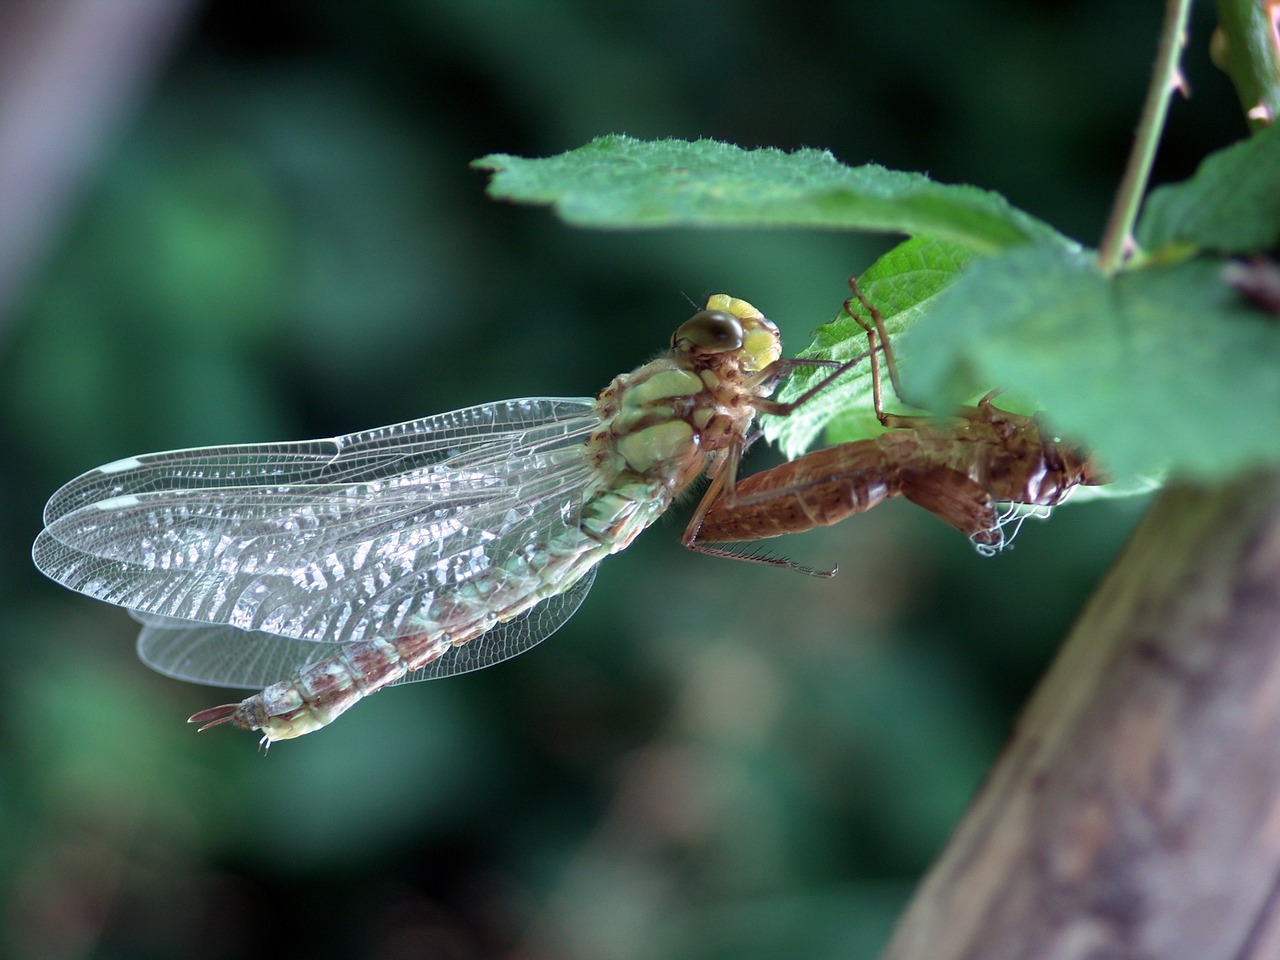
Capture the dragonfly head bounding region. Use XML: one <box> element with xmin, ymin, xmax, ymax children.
<box><xmin>672</xmin><ymin>295</ymin><xmax>782</xmax><ymax>374</ymax></box>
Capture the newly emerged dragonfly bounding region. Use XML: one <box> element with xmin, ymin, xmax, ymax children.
<box><xmin>695</xmin><ymin>280</ymin><xmax>1103</xmax><ymax>555</ymax></box>
<box><xmin>34</xmin><ymin>296</ymin><xmax>853</xmax><ymax>746</ymax></box>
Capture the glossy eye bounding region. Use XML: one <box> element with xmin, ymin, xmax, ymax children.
<box><xmin>671</xmin><ymin>310</ymin><xmax>744</xmax><ymax>353</ymax></box>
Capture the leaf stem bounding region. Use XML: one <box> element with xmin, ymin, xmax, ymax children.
<box><xmin>1097</xmin><ymin>0</ymin><xmax>1195</xmax><ymax>275</ymax></box>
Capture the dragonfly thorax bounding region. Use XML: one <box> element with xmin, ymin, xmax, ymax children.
<box><xmin>588</xmin><ymin>295</ymin><xmax>782</xmax><ymax>495</ymax></box>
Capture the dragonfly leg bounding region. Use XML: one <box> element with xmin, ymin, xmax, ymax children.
<box><xmin>682</xmin><ymin>536</ymin><xmax>838</xmax><ymax>578</ymax></box>
<box><xmin>840</xmin><ymin>278</ymin><xmax>946</xmax><ymax>434</ymax></box>
<box><xmin>751</xmin><ymin>354</ymin><xmax>863</xmax><ymax>417</ymax></box>
<box><xmin>681</xmin><ymin>442</ymin><xmax>837</xmax><ymax>578</ymax></box>
<box><xmin>751</xmin><ymin>276</ymin><xmax>911</xmax><ymax>420</ymax></box>
<box><xmin>842</xmin><ymin>276</ymin><xmax>906</xmax><ymax>424</ymax></box>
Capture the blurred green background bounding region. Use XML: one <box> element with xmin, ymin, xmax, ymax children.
<box><xmin>0</xmin><ymin>2</ymin><xmax>1244</xmax><ymax>958</ymax></box>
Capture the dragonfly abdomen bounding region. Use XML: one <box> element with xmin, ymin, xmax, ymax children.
<box><xmin>193</xmin><ymin>485</ymin><xmax>676</xmax><ymax>744</ymax></box>
<box><xmin>190</xmin><ymin>635</ymin><xmax>419</xmax><ymax>740</ymax></box>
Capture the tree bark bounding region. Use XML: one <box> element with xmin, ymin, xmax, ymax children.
<box><xmin>882</xmin><ymin>471</ymin><xmax>1280</xmax><ymax>960</ymax></box>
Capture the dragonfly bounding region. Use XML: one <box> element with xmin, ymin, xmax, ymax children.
<box><xmin>694</xmin><ymin>279</ymin><xmax>1104</xmax><ymax>556</ymax></box>
<box><xmin>33</xmin><ymin>295</ymin><xmax>855</xmax><ymax>746</ymax></box>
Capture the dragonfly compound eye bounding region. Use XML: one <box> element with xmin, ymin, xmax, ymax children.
<box><xmin>671</xmin><ymin>310</ymin><xmax>745</xmax><ymax>354</ymax></box>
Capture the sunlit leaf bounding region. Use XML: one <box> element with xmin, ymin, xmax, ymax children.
<box><xmin>475</xmin><ymin>136</ymin><xmax>1070</xmax><ymax>252</ymax></box>
<box><xmin>763</xmin><ymin>236</ymin><xmax>978</xmax><ymax>458</ymax></box>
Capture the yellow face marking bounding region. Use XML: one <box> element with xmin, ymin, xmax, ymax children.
<box><xmin>703</xmin><ymin>295</ymin><xmax>781</xmax><ymax>372</ymax></box>
<box><xmin>742</xmin><ymin>328</ymin><xmax>782</xmax><ymax>371</ymax></box>
<box><xmin>705</xmin><ymin>294</ymin><xmax>758</xmax><ymax>319</ymax></box>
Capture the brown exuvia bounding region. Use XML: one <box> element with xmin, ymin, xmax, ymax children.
<box><xmin>694</xmin><ymin>278</ymin><xmax>1104</xmax><ymax>558</ymax></box>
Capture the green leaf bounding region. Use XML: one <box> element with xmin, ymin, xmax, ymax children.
<box><xmin>763</xmin><ymin>236</ymin><xmax>978</xmax><ymax>458</ymax></box>
<box><xmin>1136</xmin><ymin>122</ymin><xmax>1280</xmax><ymax>254</ymax></box>
<box><xmin>474</xmin><ymin>135</ymin><xmax>1070</xmax><ymax>253</ymax></box>
<box><xmin>899</xmin><ymin>245</ymin><xmax>1280</xmax><ymax>482</ymax></box>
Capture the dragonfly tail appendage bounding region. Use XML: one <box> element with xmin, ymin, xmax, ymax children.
<box><xmin>188</xmin><ymin>702</ymin><xmax>245</xmax><ymax>732</ymax></box>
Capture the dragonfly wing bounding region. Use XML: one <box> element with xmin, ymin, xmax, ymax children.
<box><xmin>404</xmin><ymin>565</ymin><xmax>596</xmax><ymax>682</ymax></box>
<box><xmin>134</xmin><ymin>567</ymin><xmax>598</xmax><ymax>689</ymax></box>
<box><xmin>134</xmin><ymin>611</ymin><xmax>331</xmax><ymax>690</ymax></box>
<box><xmin>40</xmin><ymin>399</ymin><xmax>597</xmax><ymax>525</ymax></box>
<box><xmin>35</xmin><ymin>398</ymin><xmax>601</xmax><ymax>645</ymax></box>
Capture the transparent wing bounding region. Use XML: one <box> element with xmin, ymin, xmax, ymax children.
<box><xmin>133</xmin><ymin>567</ymin><xmax>598</xmax><ymax>689</ymax></box>
<box><xmin>34</xmin><ymin>398</ymin><xmax>602</xmax><ymax>645</ymax></box>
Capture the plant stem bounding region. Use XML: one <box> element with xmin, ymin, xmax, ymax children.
<box><xmin>1097</xmin><ymin>0</ymin><xmax>1195</xmax><ymax>274</ymax></box>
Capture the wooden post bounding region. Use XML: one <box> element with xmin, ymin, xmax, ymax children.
<box><xmin>883</xmin><ymin>472</ymin><xmax>1280</xmax><ymax>960</ymax></box>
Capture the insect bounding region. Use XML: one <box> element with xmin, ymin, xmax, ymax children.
<box><xmin>33</xmin><ymin>296</ymin><xmax>853</xmax><ymax>746</ymax></box>
<box><xmin>694</xmin><ymin>279</ymin><xmax>1103</xmax><ymax>557</ymax></box>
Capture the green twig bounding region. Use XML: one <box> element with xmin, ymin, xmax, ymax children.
<box><xmin>1097</xmin><ymin>0</ymin><xmax>1196</xmax><ymax>274</ymax></box>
